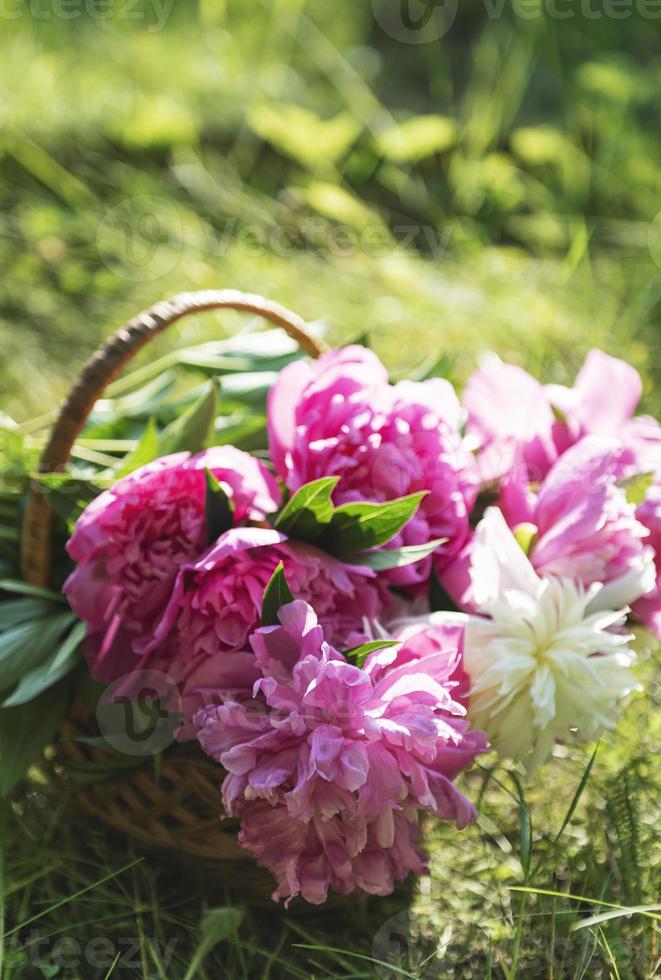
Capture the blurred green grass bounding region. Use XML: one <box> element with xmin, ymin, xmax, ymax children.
<box><xmin>1</xmin><ymin>3</ymin><xmax>660</xmax><ymax>977</ymax></box>
<box><xmin>1</xmin><ymin>2</ymin><xmax>660</xmax><ymax>419</ymax></box>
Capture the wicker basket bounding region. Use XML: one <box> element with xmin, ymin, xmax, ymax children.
<box><xmin>20</xmin><ymin>291</ymin><xmax>327</xmax><ymax>880</ymax></box>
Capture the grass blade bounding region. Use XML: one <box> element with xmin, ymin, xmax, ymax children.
<box><xmin>552</xmin><ymin>743</ymin><xmax>599</xmax><ymax>845</ymax></box>
<box><xmin>509</xmin><ymin>887</ymin><xmax>661</xmax><ymax>923</ymax></box>
<box><xmin>0</xmin><ymin>858</ymin><xmax>144</xmax><ymax>940</ymax></box>
<box><xmin>292</xmin><ymin>945</ymin><xmax>419</xmax><ymax>979</ymax></box>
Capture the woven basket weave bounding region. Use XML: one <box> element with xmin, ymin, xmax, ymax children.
<box><xmin>21</xmin><ymin>291</ymin><xmax>326</xmax><ymax>874</ymax></box>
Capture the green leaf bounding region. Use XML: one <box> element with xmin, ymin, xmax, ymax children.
<box><xmin>321</xmin><ymin>492</ymin><xmax>427</xmax><ymax>558</ymax></box>
<box><xmin>572</xmin><ymin>904</ymin><xmax>661</xmax><ymax>933</ymax></box>
<box><xmin>0</xmin><ymin>611</ymin><xmax>75</xmax><ymax>694</ymax></box>
<box><xmin>0</xmin><ymin>597</ymin><xmax>59</xmax><ymax>630</ymax></box>
<box><xmin>376</xmin><ymin>115</ymin><xmax>456</xmax><ymax>163</ymax></box>
<box><xmin>205</xmin><ymin>469</ymin><xmax>235</xmax><ymax>544</ymax></box>
<box><xmin>218</xmin><ymin>371</ymin><xmax>277</xmax><ymax>406</ymax></box>
<box><xmin>76</xmin><ymin>673</ymin><xmax>106</xmax><ymax>714</ymax></box>
<box><xmin>183</xmin><ymin>907</ymin><xmax>245</xmax><ymax>980</ymax></box>
<box><xmin>113</xmin><ymin>418</ymin><xmax>160</xmax><ymax>478</ymax></box>
<box><xmin>351</xmin><ymin>331</ymin><xmax>370</xmax><ymax>348</ymax></box>
<box><xmin>0</xmin><ymin>806</ymin><xmax>4</xmax><ymax>975</ymax></box>
<box><xmin>302</xmin><ymin>182</ymin><xmax>384</xmax><ymax>233</ymax></box>
<box><xmin>177</xmin><ymin>329</ymin><xmax>300</xmax><ymax>375</ymax></box>
<box><xmin>348</xmin><ymin>538</ymin><xmax>445</xmax><ymax>571</ymax></box>
<box><xmin>248</xmin><ymin>102</ymin><xmax>360</xmax><ymax>172</ymax></box>
<box><xmin>64</xmin><ymin>733</ymin><xmax>118</xmax><ymax>749</ymax></box>
<box><xmin>101</xmin><ymin>368</ymin><xmax>178</xmax><ymax>418</ymax></box>
<box><xmin>3</xmin><ymin>620</ymin><xmax>84</xmax><ymax>707</ymax></box>
<box><xmin>261</xmin><ymin>562</ymin><xmax>294</xmax><ymax>627</ymax></box>
<box><xmin>0</xmin><ymin>423</ymin><xmax>23</xmax><ymax>460</ymax></box>
<box><xmin>158</xmin><ymin>379</ymin><xmax>218</xmax><ymax>455</ymax></box>
<box><xmin>619</xmin><ymin>471</ymin><xmax>654</xmax><ymax>507</ymax></box>
<box><xmin>415</xmin><ymin>352</ymin><xmax>455</xmax><ymax>383</ymax></box>
<box><xmin>274</xmin><ymin>476</ymin><xmax>339</xmax><ymax>541</ymax></box>
<box><xmin>510</xmin><ymin>772</ymin><xmax>533</xmax><ymax>880</ymax></box>
<box><xmin>0</xmin><ymin>580</ymin><xmax>64</xmax><ymax>602</ymax></box>
<box><xmin>0</xmin><ymin>679</ymin><xmax>71</xmax><ymax>796</ymax></box>
<box><xmin>510</xmin><ymin>885</ymin><xmax>661</xmax><ymax>923</ymax></box>
<box><xmin>214</xmin><ymin>414</ymin><xmax>267</xmax><ymax>451</ymax></box>
<box><xmin>66</xmin><ymin>756</ymin><xmax>147</xmax><ymax>784</ymax></box>
<box><xmin>344</xmin><ymin>639</ymin><xmax>400</xmax><ymax>668</ymax></box>
<box><xmin>550</xmin><ymin>402</ymin><xmax>568</xmax><ymax>425</ymax></box>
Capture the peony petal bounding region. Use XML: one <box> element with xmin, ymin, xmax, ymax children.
<box><xmin>571</xmin><ymin>349</ymin><xmax>642</xmax><ymax>433</ymax></box>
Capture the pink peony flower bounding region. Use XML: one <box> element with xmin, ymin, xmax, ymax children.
<box><xmin>438</xmin><ymin>435</ymin><xmax>659</xmax><ymax>621</ymax></box>
<box><xmin>147</xmin><ymin>527</ymin><xmax>392</xmax><ymax>728</ymax></box>
<box><xmin>195</xmin><ymin>600</ymin><xmax>486</xmax><ymax>904</ymax></box>
<box><xmin>546</xmin><ymin>348</ymin><xmax>643</xmax><ymax>449</ymax></box>
<box><xmin>500</xmin><ymin>437</ymin><xmax>656</xmax><ymax>610</ymax></box>
<box><xmin>237</xmin><ymin>800</ymin><xmax>427</xmax><ymax>905</ymax></box>
<box><xmin>616</xmin><ymin>416</ymin><xmax>661</xmax><ymax>477</ymax></box>
<box><xmin>631</xmin><ymin>485</ymin><xmax>661</xmax><ymax>637</ymax></box>
<box><xmin>268</xmin><ymin>346</ymin><xmax>477</xmax><ymax>586</ymax></box>
<box><xmin>64</xmin><ymin>447</ymin><xmax>281</xmax><ymax>681</ymax></box>
<box><xmin>603</xmin><ymin>422</ymin><xmax>661</xmax><ymax>635</ymax></box>
<box><xmin>463</xmin><ymin>357</ymin><xmax>558</xmax><ymax>484</ymax></box>
<box><xmin>464</xmin><ymin>349</ymin><xmax>648</xmax><ymax>484</ymax></box>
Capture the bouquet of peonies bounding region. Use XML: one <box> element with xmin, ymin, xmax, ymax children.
<box><xmin>1</xmin><ymin>306</ymin><xmax>659</xmax><ymax>907</ymax></box>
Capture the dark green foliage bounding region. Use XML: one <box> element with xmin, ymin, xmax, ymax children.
<box><xmin>274</xmin><ymin>476</ymin><xmax>339</xmax><ymax>542</ymax></box>
<box><xmin>343</xmin><ymin>638</ymin><xmax>399</xmax><ymax>668</ymax></box>
<box><xmin>319</xmin><ymin>493</ymin><xmax>427</xmax><ymax>557</ymax></box>
<box><xmin>205</xmin><ymin>469</ymin><xmax>235</xmax><ymax>544</ymax></box>
<box><xmin>261</xmin><ymin>563</ymin><xmax>295</xmax><ymax>627</ymax></box>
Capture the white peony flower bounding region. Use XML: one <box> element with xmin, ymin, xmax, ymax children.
<box><xmin>398</xmin><ymin>508</ymin><xmax>641</xmax><ymax>773</ymax></box>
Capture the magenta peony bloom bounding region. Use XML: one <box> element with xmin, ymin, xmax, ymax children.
<box><xmin>464</xmin><ymin>349</ymin><xmax>647</xmax><ymax>484</ymax></box>
<box><xmin>606</xmin><ymin>421</ymin><xmax>661</xmax><ymax>636</ymax></box>
<box><xmin>500</xmin><ymin>437</ymin><xmax>656</xmax><ymax>609</ymax></box>
<box><xmin>268</xmin><ymin>346</ymin><xmax>477</xmax><ymax>586</ymax></box>
<box><xmin>148</xmin><ymin>527</ymin><xmax>392</xmax><ymax>728</ymax></box>
<box><xmin>632</xmin><ymin>486</ymin><xmax>661</xmax><ymax>637</ymax></box>
<box><xmin>438</xmin><ymin>435</ymin><xmax>659</xmax><ymax>617</ymax></box>
<box><xmin>64</xmin><ymin>447</ymin><xmax>281</xmax><ymax>681</ymax></box>
<box><xmin>195</xmin><ymin>600</ymin><xmax>486</xmax><ymax>904</ymax></box>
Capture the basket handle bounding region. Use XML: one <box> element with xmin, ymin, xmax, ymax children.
<box><xmin>21</xmin><ymin>289</ymin><xmax>326</xmax><ymax>587</ymax></box>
